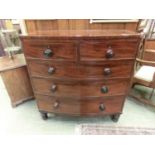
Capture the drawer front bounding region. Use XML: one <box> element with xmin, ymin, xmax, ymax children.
<box><xmin>23</xmin><ymin>40</ymin><xmax>77</xmax><ymax>60</ymax></box>
<box><xmin>36</xmin><ymin>95</ymin><xmax>124</xmax><ymax>115</ymax></box>
<box><xmin>32</xmin><ymin>78</ymin><xmax>129</xmax><ymax>97</ymax></box>
<box><xmin>80</xmin><ymin>40</ymin><xmax>138</xmax><ymax>60</ymax></box>
<box><xmin>27</xmin><ymin>60</ymin><xmax>77</xmax><ymax>78</ymax></box>
<box><xmin>28</xmin><ymin>60</ymin><xmax>133</xmax><ymax>78</ymax></box>
<box><xmin>77</xmin><ymin>61</ymin><xmax>133</xmax><ymax>78</ymax></box>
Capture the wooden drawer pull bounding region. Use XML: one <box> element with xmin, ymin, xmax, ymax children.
<box><xmin>104</xmin><ymin>68</ymin><xmax>111</xmax><ymax>75</ymax></box>
<box><xmin>43</xmin><ymin>48</ymin><xmax>53</xmax><ymax>58</ymax></box>
<box><xmin>48</xmin><ymin>67</ymin><xmax>55</xmax><ymax>74</ymax></box>
<box><xmin>99</xmin><ymin>103</ymin><xmax>105</xmax><ymax>111</ymax></box>
<box><xmin>106</xmin><ymin>48</ymin><xmax>114</xmax><ymax>59</ymax></box>
<box><xmin>101</xmin><ymin>86</ymin><xmax>108</xmax><ymax>93</ymax></box>
<box><xmin>50</xmin><ymin>84</ymin><xmax>57</xmax><ymax>92</ymax></box>
<box><xmin>53</xmin><ymin>101</ymin><xmax>60</xmax><ymax>109</ymax></box>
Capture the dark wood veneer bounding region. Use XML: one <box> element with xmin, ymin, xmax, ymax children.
<box><xmin>27</xmin><ymin>59</ymin><xmax>134</xmax><ymax>79</ymax></box>
<box><xmin>80</xmin><ymin>40</ymin><xmax>138</xmax><ymax>60</ymax></box>
<box><xmin>32</xmin><ymin>78</ymin><xmax>129</xmax><ymax>98</ymax></box>
<box><xmin>23</xmin><ymin>41</ymin><xmax>77</xmax><ymax>60</ymax></box>
<box><xmin>36</xmin><ymin>94</ymin><xmax>124</xmax><ymax>116</ymax></box>
<box><xmin>20</xmin><ymin>30</ymin><xmax>140</xmax><ymax>121</ymax></box>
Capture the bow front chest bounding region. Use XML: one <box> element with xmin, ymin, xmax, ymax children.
<box><xmin>20</xmin><ymin>30</ymin><xmax>140</xmax><ymax>122</ymax></box>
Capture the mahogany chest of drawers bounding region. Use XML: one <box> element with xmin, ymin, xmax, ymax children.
<box><xmin>20</xmin><ymin>30</ymin><xmax>140</xmax><ymax>122</ymax></box>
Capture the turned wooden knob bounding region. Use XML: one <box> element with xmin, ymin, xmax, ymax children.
<box><xmin>50</xmin><ymin>84</ymin><xmax>57</xmax><ymax>92</ymax></box>
<box><xmin>48</xmin><ymin>67</ymin><xmax>55</xmax><ymax>74</ymax></box>
<box><xmin>106</xmin><ymin>48</ymin><xmax>114</xmax><ymax>58</ymax></box>
<box><xmin>104</xmin><ymin>68</ymin><xmax>111</xmax><ymax>75</ymax></box>
<box><xmin>99</xmin><ymin>103</ymin><xmax>105</xmax><ymax>111</ymax></box>
<box><xmin>53</xmin><ymin>101</ymin><xmax>59</xmax><ymax>109</ymax></box>
<box><xmin>43</xmin><ymin>48</ymin><xmax>53</xmax><ymax>58</ymax></box>
<box><xmin>101</xmin><ymin>86</ymin><xmax>108</xmax><ymax>93</ymax></box>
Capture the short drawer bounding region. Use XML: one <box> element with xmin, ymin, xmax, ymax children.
<box><xmin>80</xmin><ymin>39</ymin><xmax>138</xmax><ymax>60</ymax></box>
<box><xmin>32</xmin><ymin>78</ymin><xmax>129</xmax><ymax>97</ymax></box>
<box><xmin>27</xmin><ymin>60</ymin><xmax>133</xmax><ymax>79</ymax></box>
<box><xmin>23</xmin><ymin>40</ymin><xmax>77</xmax><ymax>60</ymax></box>
<box><xmin>36</xmin><ymin>95</ymin><xmax>124</xmax><ymax>115</ymax></box>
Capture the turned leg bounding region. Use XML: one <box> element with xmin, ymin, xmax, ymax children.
<box><xmin>40</xmin><ymin>112</ymin><xmax>48</xmax><ymax>120</ymax></box>
<box><xmin>111</xmin><ymin>114</ymin><xmax>120</xmax><ymax>122</ymax></box>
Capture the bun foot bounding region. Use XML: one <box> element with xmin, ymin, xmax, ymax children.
<box><xmin>111</xmin><ymin>114</ymin><xmax>120</xmax><ymax>122</ymax></box>
<box><xmin>40</xmin><ymin>112</ymin><xmax>48</xmax><ymax>120</ymax></box>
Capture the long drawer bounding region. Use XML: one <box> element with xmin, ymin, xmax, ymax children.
<box><xmin>32</xmin><ymin>78</ymin><xmax>129</xmax><ymax>97</ymax></box>
<box><xmin>23</xmin><ymin>40</ymin><xmax>77</xmax><ymax>60</ymax></box>
<box><xmin>80</xmin><ymin>39</ymin><xmax>138</xmax><ymax>61</ymax></box>
<box><xmin>36</xmin><ymin>94</ymin><xmax>124</xmax><ymax>115</ymax></box>
<box><xmin>27</xmin><ymin>60</ymin><xmax>134</xmax><ymax>79</ymax></box>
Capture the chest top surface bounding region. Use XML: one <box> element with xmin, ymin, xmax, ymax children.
<box><xmin>20</xmin><ymin>30</ymin><xmax>140</xmax><ymax>39</ymax></box>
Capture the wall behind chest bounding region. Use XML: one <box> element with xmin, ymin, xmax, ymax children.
<box><xmin>25</xmin><ymin>19</ymin><xmax>139</xmax><ymax>34</ymax></box>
